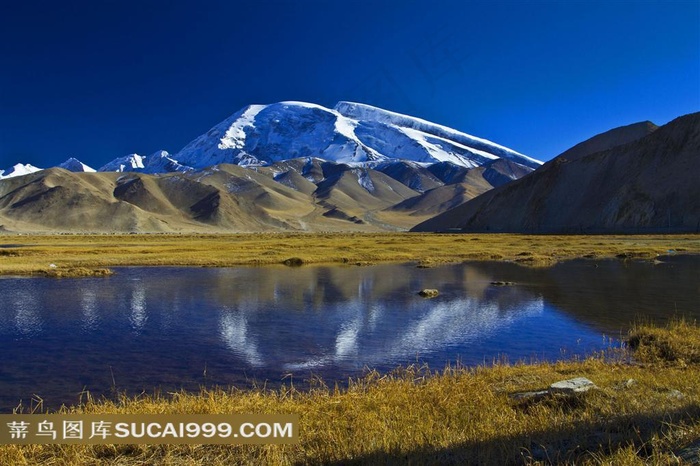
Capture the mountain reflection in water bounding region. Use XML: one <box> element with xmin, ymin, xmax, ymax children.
<box><xmin>0</xmin><ymin>256</ymin><xmax>697</xmax><ymax>411</ymax></box>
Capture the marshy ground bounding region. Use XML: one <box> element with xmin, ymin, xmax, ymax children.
<box><xmin>0</xmin><ymin>232</ymin><xmax>698</xmax><ymax>276</ymax></box>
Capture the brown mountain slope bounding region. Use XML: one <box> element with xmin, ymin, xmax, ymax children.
<box><xmin>314</xmin><ymin>166</ymin><xmax>419</xmax><ymax>214</ymax></box>
<box><xmin>390</xmin><ymin>168</ymin><xmax>494</xmax><ymax>217</ymax></box>
<box><xmin>0</xmin><ymin>169</ymin><xmax>175</xmax><ymax>232</ymax></box>
<box><xmin>0</xmin><ymin>164</ymin><xmax>428</xmax><ymax>233</ymax></box>
<box><xmin>412</xmin><ymin>113</ymin><xmax>700</xmax><ymax>233</ymax></box>
<box><xmin>0</xmin><ymin>168</ymin><xmax>368</xmax><ymax>233</ymax></box>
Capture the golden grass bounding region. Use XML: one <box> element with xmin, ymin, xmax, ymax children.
<box><xmin>629</xmin><ymin>318</ymin><xmax>700</xmax><ymax>365</ymax></box>
<box><xmin>0</xmin><ymin>232</ymin><xmax>698</xmax><ymax>276</ymax></box>
<box><xmin>1</xmin><ymin>321</ymin><xmax>699</xmax><ymax>465</ymax></box>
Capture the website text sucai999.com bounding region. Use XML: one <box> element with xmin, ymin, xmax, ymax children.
<box><xmin>0</xmin><ymin>414</ymin><xmax>298</xmax><ymax>445</ymax></box>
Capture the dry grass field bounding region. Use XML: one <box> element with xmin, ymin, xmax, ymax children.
<box><xmin>0</xmin><ymin>232</ymin><xmax>698</xmax><ymax>276</ymax></box>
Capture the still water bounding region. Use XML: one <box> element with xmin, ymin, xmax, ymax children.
<box><xmin>0</xmin><ymin>256</ymin><xmax>697</xmax><ymax>411</ymax></box>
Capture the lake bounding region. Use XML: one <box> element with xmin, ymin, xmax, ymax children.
<box><xmin>0</xmin><ymin>256</ymin><xmax>697</xmax><ymax>411</ymax></box>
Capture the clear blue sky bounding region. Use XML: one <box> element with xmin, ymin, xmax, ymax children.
<box><xmin>1</xmin><ymin>0</ymin><xmax>698</xmax><ymax>169</ymax></box>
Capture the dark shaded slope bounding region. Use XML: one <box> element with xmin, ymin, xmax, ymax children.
<box><xmin>412</xmin><ymin>113</ymin><xmax>700</xmax><ymax>233</ymax></box>
<box><xmin>557</xmin><ymin>121</ymin><xmax>658</xmax><ymax>162</ymax></box>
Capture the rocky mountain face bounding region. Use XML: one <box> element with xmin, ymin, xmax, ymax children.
<box><xmin>412</xmin><ymin>113</ymin><xmax>700</xmax><ymax>234</ymax></box>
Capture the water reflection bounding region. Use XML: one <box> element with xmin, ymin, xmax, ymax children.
<box><xmin>219</xmin><ymin>309</ymin><xmax>264</xmax><ymax>367</ymax></box>
<box><xmin>129</xmin><ymin>284</ymin><xmax>147</xmax><ymax>333</ymax></box>
<box><xmin>81</xmin><ymin>288</ymin><xmax>99</xmax><ymax>331</ymax></box>
<box><xmin>0</xmin><ymin>256</ymin><xmax>696</xmax><ymax>411</ymax></box>
<box><xmin>12</xmin><ymin>284</ymin><xmax>42</xmax><ymax>337</ymax></box>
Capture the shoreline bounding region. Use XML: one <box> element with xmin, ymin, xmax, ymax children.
<box><xmin>1</xmin><ymin>232</ymin><xmax>699</xmax><ymax>277</ymax></box>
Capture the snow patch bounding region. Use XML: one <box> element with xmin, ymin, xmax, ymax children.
<box><xmin>218</xmin><ymin>104</ymin><xmax>266</xmax><ymax>151</ymax></box>
<box><xmin>354</xmin><ymin>169</ymin><xmax>375</xmax><ymax>193</ymax></box>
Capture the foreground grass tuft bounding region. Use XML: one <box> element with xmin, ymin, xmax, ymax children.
<box><xmin>1</xmin><ymin>321</ymin><xmax>699</xmax><ymax>464</ymax></box>
<box><xmin>628</xmin><ymin>318</ymin><xmax>700</xmax><ymax>365</ymax></box>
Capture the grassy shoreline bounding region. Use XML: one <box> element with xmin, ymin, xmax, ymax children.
<box><xmin>1</xmin><ymin>320</ymin><xmax>698</xmax><ymax>464</ymax></box>
<box><xmin>1</xmin><ymin>232</ymin><xmax>699</xmax><ymax>276</ymax></box>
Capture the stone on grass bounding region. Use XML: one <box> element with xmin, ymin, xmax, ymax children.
<box><xmin>549</xmin><ymin>377</ymin><xmax>597</xmax><ymax>395</ymax></box>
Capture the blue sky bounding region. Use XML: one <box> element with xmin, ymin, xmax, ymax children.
<box><xmin>1</xmin><ymin>0</ymin><xmax>698</xmax><ymax>169</ymax></box>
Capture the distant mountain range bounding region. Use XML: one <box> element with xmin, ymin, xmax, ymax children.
<box><xmin>1</xmin><ymin>102</ymin><xmax>696</xmax><ymax>234</ymax></box>
<box><xmin>1</xmin><ymin>101</ymin><xmax>540</xmax><ymax>178</ymax></box>
<box><xmin>0</xmin><ymin>102</ymin><xmax>539</xmax><ymax>233</ymax></box>
<box><xmin>412</xmin><ymin>112</ymin><xmax>700</xmax><ymax>234</ymax></box>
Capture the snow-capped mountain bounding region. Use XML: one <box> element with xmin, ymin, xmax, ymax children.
<box><xmin>141</xmin><ymin>150</ymin><xmax>191</xmax><ymax>173</ymax></box>
<box><xmin>99</xmin><ymin>153</ymin><xmax>145</xmax><ymax>172</ymax></box>
<box><xmin>1</xmin><ymin>102</ymin><xmax>540</xmax><ymax>182</ymax></box>
<box><xmin>58</xmin><ymin>157</ymin><xmax>95</xmax><ymax>172</ymax></box>
<box><xmin>0</xmin><ymin>163</ymin><xmax>42</xmax><ymax>179</ymax></box>
<box><xmin>0</xmin><ymin>101</ymin><xmax>541</xmax><ymax>232</ymax></box>
<box><xmin>334</xmin><ymin>102</ymin><xmax>541</xmax><ymax>167</ymax></box>
<box><xmin>170</xmin><ymin>101</ymin><xmax>541</xmax><ymax>171</ymax></box>
<box><xmin>98</xmin><ymin>150</ymin><xmax>190</xmax><ymax>174</ymax></box>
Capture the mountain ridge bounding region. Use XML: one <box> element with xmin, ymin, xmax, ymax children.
<box><xmin>0</xmin><ymin>156</ymin><xmax>511</xmax><ymax>233</ymax></box>
<box><xmin>411</xmin><ymin>112</ymin><xmax>700</xmax><ymax>234</ymax></box>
